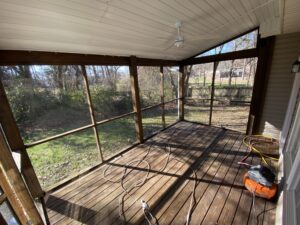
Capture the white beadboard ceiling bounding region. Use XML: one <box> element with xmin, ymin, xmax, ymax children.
<box><xmin>0</xmin><ymin>0</ymin><xmax>299</xmax><ymax>60</ymax></box>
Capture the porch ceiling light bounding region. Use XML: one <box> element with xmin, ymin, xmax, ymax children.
<box><xmin>291</xmin><ymin>56</ymin><xmax>300</xmax><ymax>73</ymax></box>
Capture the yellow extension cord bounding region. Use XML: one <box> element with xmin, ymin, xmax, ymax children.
<box><xmin>242</xmin><ymin>135</ymin><xmax>279</xmax><ymax>166</ymax></box>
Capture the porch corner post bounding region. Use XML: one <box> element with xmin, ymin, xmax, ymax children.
<box><xmin>179</xmin><ymin>65</ymin><xmax>185</xmax><ymax>121</ymax></box>
<box><xmin>129</xmin><ymin>56</ymin><xmax>144</xmax><ymax>143</ymax></box>
<box><xmin>209</xmin><ymin>61</ymin><xmax>217</xmax><ymax>126</ymax></box>
<box><xmin>0</xmin><ymin>81</ymin><xmax>44</xmax><ymax>198</ymax></box>
<box><xmin>247</xmin><ymin>36</ymin><xmax>275</xmax><ymax>134</ymax></box>
<box><xmin>160</xmin><ymin>66</ymin><xmax>166</xmax><ymax>128</ymax></box>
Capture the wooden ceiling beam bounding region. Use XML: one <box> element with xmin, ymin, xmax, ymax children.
<box><xmin>180</xmin><ymin>48</ymin><xmax>258</xmax><ymax>65</ymax></box>
<box><xmin>0</xmin><ymin>50</ymin><xmax>179</xmax><ymax>67</ymax></box>
<box><xmin>184</xmin><ymin>27</ymin><xmax>259</xmax><ymax>60</ymax></box>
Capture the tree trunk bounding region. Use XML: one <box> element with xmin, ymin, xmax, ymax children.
<box><xmin>74</xmin><ymin>66</ymin><xmax>81</xmax><ymax>90</ymax></box>
<box><xmin>57</xmin><ymin>66</ymin><xmax>64</xmax><ymax>91</ymax></box>
<box><xmin>228</xmin><ymin>59</ymin><xmax>235</xmax><ymax>86</ymax></box>
<box><xmin>184</xmin><ymin>65</ymin><xmax>192</xmax><ymax>97</ymax></box>
<box><xmin>242</xmin><ymin>58</ymin><xmax>247</xmax><ymax>80</ymax></box>
<box><xmin>167</xmin><ymin>67</ymin><xmax>178</xmax><ymax>98</ymax></box>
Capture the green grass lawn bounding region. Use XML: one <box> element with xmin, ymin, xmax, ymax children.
<box><xmin>25</xmin><ymin>104</ymin><xmax>248</xmax><ymax>189</ymax></box>
<box><xmin>27</xmin><ymin>109</ymin><xmax>171</xmax><ymax>189</ymax></box>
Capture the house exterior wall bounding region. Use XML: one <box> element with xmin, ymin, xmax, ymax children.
<box><xmin>259</xmin><ymin>32</ymin><xmax>300</xmax><ymax>139</ymax></box>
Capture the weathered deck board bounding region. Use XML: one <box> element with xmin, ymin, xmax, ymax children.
<box><xmin>46</xmin><ymin>121</ymin><xmax>277</xmax><ymax>225</ymax></box>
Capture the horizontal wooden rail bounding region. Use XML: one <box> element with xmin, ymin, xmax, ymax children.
<box><xmin>95</xmin><ymin>112</ymin><xmax>135</xmax><ymax>126</ymax></box>
<box><xmin>185</xmin><ymin>97</ymin><xmax>211</xmax><ymax>101</ymax></box>
<box><xmin>25</xmin><ymin>112</ymin><xmax>137</xmax><ymax>148</ymax></box>
<box><xmin>25</xmin><ymin>124</ymin><xmax>95</xmax><ymax>148</ymax></box>
<box><xmin>141</xmin><ymin>99</ymin><xmax>178</xmax><ymax>112</ymax></box>
<box><xmin>163</xmin><ymin>98</ymin><xmax>179</xmax><ymax>104</ymax></box>
<box><xmin>45</xmin><ymin>119</ymin><xmax>179</xmax><ymax>193</ymax></box>
<box><xmin>181</xmin><ymin>49</ymin><xmax>258</xmax><ymax>65</ymax></box>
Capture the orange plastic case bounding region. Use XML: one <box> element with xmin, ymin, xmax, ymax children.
<box><xmin>243</xmin><ymin>172</ymin><xmax>277</xmax><ymax>200</ymax></box>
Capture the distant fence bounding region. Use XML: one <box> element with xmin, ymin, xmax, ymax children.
<box><xmin>187</xmin><ymin>86</ymin><xmax>253</xmax><ymax>102</ymax></box>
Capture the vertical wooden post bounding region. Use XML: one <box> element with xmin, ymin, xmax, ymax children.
<box><xmin>81</xmin><ymin>65</ymin><xmax>104</xmax><ymax>162</ymax></box>
<box><xmin>160</xmin><ymin>66</ymin><xmax>166</xmax><ymax>128</ymax></box>
<box><xmin>209</xmin><ymin>62</ymin><xmax>217</xmax><ymax>125</ymax></box>
<box><xmin>0</xmin><ymin>213</ymin><xmax>7</xmax><ymax>225</ymax></box>
<box><xmin>0</xmin><ymin>81</ymin><xmax>44</xmax><ymax>198</ymax></box>
<box><xmin>0</xmin><ymin>127</ymin><xmax>44</xmax><ymax>225</ymax></box>
<box><xmin>179</xmin><ymin>65</ymin><xmax>185</xmax><ymax>120</ymax></box>
<box><xmin>247</xmin><ymin>36</ymin><xmax>275</xmax><ymax>134</ymax></box>
<box><xmin>129</xmin><ymin>56</ymin><xmax>144</xmax><ymax>143</ymax></box>
<box><xmin>246</xmin><ymin>114</ymin><xmax>255</xmax><ymax>135</ymax></box>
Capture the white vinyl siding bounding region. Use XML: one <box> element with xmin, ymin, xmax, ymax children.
<box><xmin>259</xmin><ymin>32</ymin><xmax>300</xmax><ymax>139</ymax></box>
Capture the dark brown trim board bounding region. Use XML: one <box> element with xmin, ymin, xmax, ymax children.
<box><xmin>247</xmin><ymin>36</ymin><xmax>275</xmax><ymax>134</ymax></box>
<box><xmin>181</xmin><ymin>48</ymin><xmax>258</xmax><ymax>65</ymax></box>
<box><xmin>0</xmin><ymin>50</ymin><xmax>178</xmax><ymax>66</ymax></box>
<box><xmin>129</xmin><ymin>56</ymin><xmax>144</xmax><ymax>143</ymax></box>
<box><xmin>185</xmin><ymin>27</ymin><xmax>259</xmax><ymax>60</ymax></box>
<box><xmin>179</xmin><ymin>65</ymin><xmax>185</xmax><ymax>120</ymax></box>
<box><xmin>160</xmin><ymin>66</ymin><xmax>166</xmax><ymax>128</ymax></box>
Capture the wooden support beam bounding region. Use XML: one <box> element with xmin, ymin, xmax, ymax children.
<box><xmin>185</xmin><ymin>27</ymin><xmax>259</xmax><ymax>60</ymax></box>
<box><xmin>81</xmin><ymin>65</ymin><xmax>104</xmax><ymax>162</ymax></box>
<box><xmin>209</xmin><ymin>62</ymin><xmax>217</xmax><ymax>125</ymax></box>
<box><xmin>0</xmin><ymin>50</ymin><xmax>178</xmax><ymax>67</ymax></box>
<box><xmin>181</xmin><ymin>48</ymin><xmax>258</xmax><ymax>66</ymax></box>
<box><xmin>0</xmin><ymin>81</ymin><xmax>43</xmax><ymax>198</ymax></box>
<box><xmin>129</xmin><ymin>56</ymin><xmax>144</xmax><ymax>143</ymax></box>
<box><xmin>247</xmin><ymin>36</ymin><xmax>275</xmax><ymax>134</ymax></box>
<box><xmin>136</xmin><ymin>58</ymin><xmax>178</xmax><ymax>67</ymax></box>
<box><xmin>160</xmin><ymin>66</ymin><xmax>166</xmax><ymax>128</ymax></box>
<box><xmin>0</xmin><ymin>212</ymin><xmax>8</xmax><ymax>225</ymax></box>
<box><xmin>179</xmin><ymin>65</ymin><xmax>185</xmax><ymax>120</ymax></box>
<box><xmin>0</xmin><ymin>127</ymin><xmax>44</xmax><ymax>225</ymax></box>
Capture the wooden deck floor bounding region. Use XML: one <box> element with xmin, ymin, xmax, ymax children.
<box><xmin>46</xmin><ymin>121</ymin><xmax>277</xmax><ymax>225</ymax></box>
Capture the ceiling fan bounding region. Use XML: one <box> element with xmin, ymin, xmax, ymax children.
<box><xmin>173</xmin><ymin>20</ymin><xmax>184</xmax><ymax>48</ymax></box>
<box><xmin>161</xmin><ymin>20</ymin><xmax>219</xmax><ymax>50</ymax></box>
